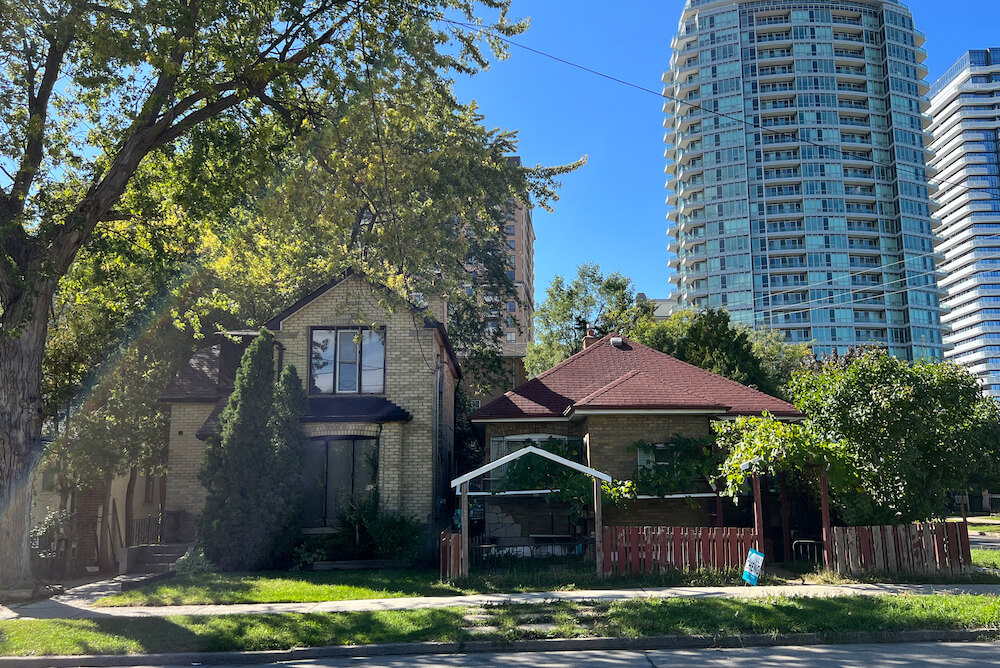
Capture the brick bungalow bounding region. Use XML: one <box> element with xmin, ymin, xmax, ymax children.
<box><xmin>160</xmin><ymin>272</ymin><xmax>460</xmax><ymax>549</ymax></box>
<box><xmin>469</xmin><ymin>333</ymin><xmax>801</xmax><ymax>535</ymax></box>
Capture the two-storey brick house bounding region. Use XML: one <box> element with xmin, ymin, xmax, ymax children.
<box><xmin>160</xmin><ymin>273</ymin><xmax>460</xmax><ymax>547</ymax></box>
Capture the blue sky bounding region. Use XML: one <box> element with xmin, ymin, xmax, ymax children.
<box><xmin>451</xmin><ymin>0</ymin><xmax>1000</xmax><ymax>306</ymax></box>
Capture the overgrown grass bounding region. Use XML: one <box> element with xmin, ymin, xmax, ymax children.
<box><xmin>6</xmin><ymin>595</ymin><xmax>1000</xmax><ymax>656</ymax></box>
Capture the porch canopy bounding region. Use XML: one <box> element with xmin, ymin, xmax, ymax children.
<box><xmin>449</xmin><ymin>445</ymin><xmax>612</xmax><ymax>577</ymax></box>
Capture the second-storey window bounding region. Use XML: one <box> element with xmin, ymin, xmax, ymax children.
<box><xmin>310</xmin><ymin>328</ymin><xmax>385</xmax><ymax>394</ymax></box>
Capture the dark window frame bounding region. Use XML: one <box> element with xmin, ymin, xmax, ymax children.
<box><xmin>308</xmin><ymin>326</ymin><xmax>386</xmax><ymax>396</ymax></box>
<box><xmin>302</xmin><ymin>435</ymin><xmax>378</xmax><ymax>528</ymax></box>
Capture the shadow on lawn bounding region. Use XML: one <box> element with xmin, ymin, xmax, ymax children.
<box><xmin>0</xmin><ymin>608</ymin><xmax>471</xmax><ymax>656</ymax></box>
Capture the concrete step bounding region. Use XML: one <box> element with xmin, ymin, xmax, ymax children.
<box><xmin>141</xmin><ymin>563</ymin><xmax>175</xmax><ymax>573</ymax></box>
<box><xmin>122</xmin><ymin>543</ymin><xmax>191</xmax><ymax>575</ymax></box>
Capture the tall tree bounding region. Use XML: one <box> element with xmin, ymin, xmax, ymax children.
<box><xmin>637</xmin><ymin>309</ymin><xmax>779</xmax><ymax>395</ymax></box>
<box><xmin>525</xmin><ymin>264</ymin><xmax>654</xmax><ymax>376</ymax></box>
<box><xmin>198</xmin><ymin>330</ymin><xmax>279</xmax><ymax>570</ymax></box>
<box><xmin>0</xmin><ymin>0</ymin><xmax>543</xmax><ymax>586</ymax></box>
<box><xmin>745</xmin><ymin>327</ymin><xmax>811</xmax><ymax>397</ymax></box>
<box><xmin>266</xmin><ymin>364</ymin><xmax>309</xmax><ymax>566</ymax></box>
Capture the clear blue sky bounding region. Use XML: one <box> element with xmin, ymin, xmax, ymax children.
<box><xmin>451</xmin><ymin>0</ymin><xmax>1000</xmax><ymax>306</ymax></box>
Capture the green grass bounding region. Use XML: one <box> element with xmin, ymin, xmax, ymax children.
<box><xmin>96</xmin><ymin>566</ymin><xmax>778</xmax><ymax>607</ymax></box>
<box><xmin>967</xmin><ymin>524</ymin><xmax>1000</xmax><ymax>534</ymax></box>
<box><xmin>5</xmin><ymin>595</ymin><xmax>1000</xmax><ymax>656</ymax></box>
<box><xmin>97</xmin><ymin>558</ymin><xmax>1000</xmax><ymax>608</ymax></box>
<box><xmin>973</xmin><ymin>549</ymin><xmax>1000</xmax><ymax>570</ymax></box>
<box><xmin>95</xmin><ymin>570</ymin><xmax>463</xmax><ymax>607</ymax></box>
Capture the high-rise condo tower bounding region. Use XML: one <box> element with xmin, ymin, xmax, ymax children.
<box><xmin>665</xmin><ymin>0</ymin><xmax>943</xmax><ymax>359</ymax></box>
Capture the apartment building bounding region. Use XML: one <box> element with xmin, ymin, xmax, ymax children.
<box><xmin>929</xmin><ymin>48</ymin><xmax>1000</xmax><ymax>396</ymax></box>
<box><xmin>664</xmin><ymin>0</ymin><xmax>944</xmax><ymax>359</ymax></box>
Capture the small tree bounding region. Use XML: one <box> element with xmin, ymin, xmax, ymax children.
<box><xmin>268</xmin><ymin>365</ymin><xmax>309</xmax><ymax>566</ymax></box>
<box><xmin>526</xmin><ymin>264</ymin><xmax>655</xmax><ymax>376</ymax></box>
<box><xmin>199</xmin><ymin>330</ymin><xmax>305</xmax><ymax>570</ymax></box>
<box><xmin>715</xmin><ymin>351</ymin><xmax>1000</xmax><ymax>525</ymax></box>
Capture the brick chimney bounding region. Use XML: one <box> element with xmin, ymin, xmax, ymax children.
<box><xmin>582</xmin><ymin>326</ymin><xmax>599</xmax><ymax>349</ymax></box>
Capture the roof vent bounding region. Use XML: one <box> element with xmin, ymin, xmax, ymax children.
<box><xmin>610</xmin><ymin>336</ymin><xmax>624</xmax><ymax>348</ymax></box>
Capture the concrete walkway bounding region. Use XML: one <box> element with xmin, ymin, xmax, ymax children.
<box><xmin>4</xmin><ymin>580</ymin><xmax>1000</xmax><ymax>622</ymax></box>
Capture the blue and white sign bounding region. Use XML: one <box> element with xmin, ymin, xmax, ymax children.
<box><xmin>742</xmin><ymin>548</ymin><xmax>765</xmax><ymax>586</ymax></box>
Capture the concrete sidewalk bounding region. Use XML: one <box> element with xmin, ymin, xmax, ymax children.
<box><xmin>5</xmin><ymin>580</ymin><xmax>1000</xmax><ymax>621</ymax></box>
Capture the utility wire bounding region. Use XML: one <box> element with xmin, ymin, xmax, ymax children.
<box><xmin>417</xmin><ymin>7</ymin><xmax>1000</xmax><ymax>331</ymax></box>
<box><xmin>687</xmin><ymin>228</ymin><xmax>1000</xmax><ymax>314</ymax></box>
<box><xmin>426</xmin><ymin>9</ymin><xmax>986</xmax><ymax>198</ymax></box>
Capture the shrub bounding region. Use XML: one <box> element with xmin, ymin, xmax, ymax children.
<box><xmin>328</xmin><ymin>491</ymin><xmax>423</xmax><ymax>562</ymax></box>
<box><xmin>173</xmin><ymin>549</ymin><xmax>216</xmax><ymax>576</ymax></box>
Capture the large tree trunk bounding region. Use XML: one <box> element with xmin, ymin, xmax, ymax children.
<box><xmin>0</xmin><ymin>284</ymin><xmax>54</xmax><ymax>588</ymax></box>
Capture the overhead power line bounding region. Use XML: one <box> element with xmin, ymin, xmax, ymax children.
<box><xmin>427</xmin><ymin>9</ymin><xmax>980</xmax><ymax>197</ymax></box>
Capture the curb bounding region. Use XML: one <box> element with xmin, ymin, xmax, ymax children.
<box><xmin>3</xmin><ymin>628</ymin><xmax>999</xmax><ymax>667</ymax></box>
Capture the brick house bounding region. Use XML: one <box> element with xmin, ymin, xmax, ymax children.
<box><xmin>469</xmin><ymin>333</ymin><xmax>800</xmax><ymax>534</ymax></box>
<box><xmin>160</xmin><ymin>273</ymin><xmax>460</xmax><ymax>547</ymax></box>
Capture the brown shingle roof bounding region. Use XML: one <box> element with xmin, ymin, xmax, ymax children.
<box><xmin>471</xmin><ymin>334</ymin><xmax>801</xmax><ymax>420</ymax></box>
<box><xmin>159</xmin><ymin>340</ymin><xmax>248</xmax><ymax>403</ymax></box>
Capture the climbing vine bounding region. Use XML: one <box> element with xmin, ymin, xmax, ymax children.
<box><xmin>629</xmin><ymin>434</ymin><xmax>721</xmax><ymax>498</ymax></box>
<box><xmin>498</xmin><ymin>437</ymin><xmax>633</xmax><ymax>520</ymax></box>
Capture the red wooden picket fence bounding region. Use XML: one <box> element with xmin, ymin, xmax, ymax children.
<box><xmin>602</xmin><ymin>526</ymin><xmax>758</xmax><ymax>576</ymax></box>
<box><xmin>829</xmin><ymin>523</ymin><xmax>972</xmax><ymax>576</ymax></box>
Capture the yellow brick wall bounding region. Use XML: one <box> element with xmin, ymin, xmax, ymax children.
<box><xmin>164</xmin><ymin>402</ymin><xmax>217</xmax><ymax>540</ymax></box>
<box><xmin>271</xmin><ymin>274</ymin><xmax>455</xmax><ymax>525</ymax></box>
<box><xmin>164</xmin><ymin>275</ymin><xmax>459</xmax><ymax>541</ymax></box>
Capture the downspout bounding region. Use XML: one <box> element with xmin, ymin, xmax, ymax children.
<box><xmin>434</xmin><ymin>353</ymin><xmax>441</xmax><ymax>518</ymax></box>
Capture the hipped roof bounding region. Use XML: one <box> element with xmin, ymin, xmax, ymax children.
<box><xmin>471</xmin><ymin>334</ymin><xmax>801</xmax><ymax>421</ymax></box>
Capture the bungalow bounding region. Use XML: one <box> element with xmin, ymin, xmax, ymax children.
<box><xmin>160</xmin><ymin>272</ymin><xmax>461</xmax><ymax>548</ymax></box>
<box><xmin>469</xmin><ymin>333</ymin><xmax>801</xmax><ymax>534</ymax></box>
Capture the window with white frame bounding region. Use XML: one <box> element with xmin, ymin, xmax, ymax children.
<box><xmin>310</xmin><ymin>328</ymin><xmax>385</xmax><ymax>394</ymax></box>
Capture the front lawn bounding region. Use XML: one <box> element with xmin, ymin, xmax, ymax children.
<box><xmin>97</xmin><ymin>560</ymin><xmax>1000</xmax><ymax>608</ymax></box>
<box><xmin>5</xmin><ymin>595</ymin><xmax>1000</xmax><ymax>656</ymax></box>
<box><xmin>95</xmin><ymin>566</ymin><xmax>774</xmax><ymax>607</ymax></box>
<box><xmin>967</xmin><ymin>524</ymin><xmax>1000</xmax><ymax>534</ymax></box>
<box><xmin>973</xmin><ymin>549</ymin><xmax>1000</xmax><ymax>570</ymax></box>
<box><xmin>95</xmin><ymin>570</ymin><xmax>462</xmax><ymax>607</ymax></box>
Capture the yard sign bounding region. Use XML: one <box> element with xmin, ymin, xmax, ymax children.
<box><xmin>742</xmin><ymin>548</ymin><xmax>764</xmax><ymax>586</ymax></box>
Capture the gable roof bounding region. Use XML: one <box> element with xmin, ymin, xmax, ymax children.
<box><xmin>262</xmin><ymin>269</ymin><xmax>461</xmax><ymax>379</ymax></box>
<box><xmin>471</xmin><ymin>334</ymin><xmax>801</xmax><ymax>421</ymax></box>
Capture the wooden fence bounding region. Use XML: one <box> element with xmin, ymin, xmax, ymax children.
<box><xmin>602</xmin><ymin>526</ymin><xmax>758</xmax><ymax>576</ymax></box>
<box><xmin>829</xmin><ymin>523</ymin><xmax>972</xmax><ymax>576</ymax></box>
<box><xmin>440</xmin><ymin>530</ymin><xmax>461</xmax><ymax>580</ymax></box>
